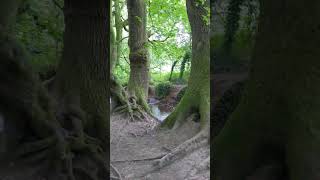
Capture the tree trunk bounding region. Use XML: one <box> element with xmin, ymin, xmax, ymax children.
<box><xmin>114</xmin><ymin>0</ymin><xmax>123</xmax><ymax>66</ymax></box>
<box><xmin>54</xmin><ymin>0</ymin><xmax>109</xmax><ymax>149</ymax></box>
<box><xmin>213</xmin><ymin>0</ymin><xmax>320</xmax><ymax>179</ymax></box>
<box><xmin>162</xmin><ymin>0</ymin><xmax>210</xmax><ymax>130</ymax></box>
<box><xmin>0</xmin><ymin>0</ymin><xmax>110</xmax><ymax>179</ymax></box>
<box><xmin>169</xmin><ymin>60</ymin><xmax>178</xmax><ymax>81</ymax></box>
<box><xmin>179</xmin><ymin>51</ymin><xmax>191</xmax><ymax>79</ymax></box>
<box><xmin>153</xmin><ymin>1</ymin><xmax>210</xmax><ymax>169</ymax></box>
<box><xmin>126</xmin><ymin>0</ymin><xmax>150</xmax><ymax>111</ymax></box>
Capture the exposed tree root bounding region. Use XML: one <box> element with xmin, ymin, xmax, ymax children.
<box><xmin>111</xmin><ymin>77</ymin><xmax>149</xmax><ymax>121</ymax></box>
<box><xmin>0</xmin><ymin>37</ymin><xmax>109</xmax><ymax>179</ymax></box>
<box><xmin>111</xmin><ymin>153</ymin><xmax>167</xmax><ymax>163</ymax></box>
<box><xmin>111</xmin><ymin>163</ymin><xmax>122</xmax><ymax>180</ymax></box>
<box><xmin>153</xmin><ymin>126</ymin><xmax>209</xmax><ymax>169</ymax></box>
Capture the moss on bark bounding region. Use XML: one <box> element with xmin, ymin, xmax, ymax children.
<box><xmin>162</xmin><ymin>0</ymin><xmax>210</xmax><ymax>130</ymax></box>
<box><xmin>126</xmin><ymin>0</ymin><xmax>150</xmax><ymax>112</ymax></box>
<box><xmin>213</xmin><ymin>1</ymin><xmax>320</xmax><ymax>179</ymax></box>
<box><xmin>0</xmin><ymin>0</ymin><xmax>110</xmax><ymax>179</ymax></box>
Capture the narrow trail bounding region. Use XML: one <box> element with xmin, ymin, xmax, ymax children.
<box><xmin>110</xmin><ymin>114</ymin><xmax>210</xmax><ymax>180</ymax></box>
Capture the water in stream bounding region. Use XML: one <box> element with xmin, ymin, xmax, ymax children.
<box><xmin>148</xmin><ymin>98</ymin><xmax>171</xmax><ymax>122</ymax></box>
<box><xmin>150</xmin><ymin>105</ymin><xmax>170</xmax><ymax>121</ymax></box>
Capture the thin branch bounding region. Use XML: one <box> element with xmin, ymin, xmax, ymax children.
<box><xmin>121</xmin><ymin>51</ymin><xmax>130</xmax><ymax>65</ymax></box>
<box><xmin>118</xmin><ymin>36</ymin><xmax>128</xmax><ymax>43</ymax></box>
<box><xmin>51</xmin><ymin>0</ymin><xmax>63</xmax><ymax>11</ymax></box>
<box><xmin>148</xmin><ymin>36</ymin><xmax>171</xmax><ymax>43</ymax></box>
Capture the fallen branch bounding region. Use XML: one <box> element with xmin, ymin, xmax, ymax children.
<box><xmin>111</xmin><ymin>153</ymin><xmax>167</xmax><ymax>163</ymax></box>
<box><xmin>111</xmin><ymin>163</ymin><xmax>122</xmax><ymax>180</ymax></box>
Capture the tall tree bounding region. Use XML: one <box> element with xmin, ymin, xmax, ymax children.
<box><xmin>155</xmin><ymin>0</ymin><xmax>210</xmax><ymax>168</ymax></box>
<box><xmin>0</xmin><ymin>0</ymin><xmax>109</xmax><ymax>179</ymax></box>
<box><xmin>213</xmin><ymin>0</ymin><xmax>320</xmax><ymax>179</ymax></box>
<box><xmin>111</xmin><ymin>0</ymin><xmax>139</xmax><ymax>120</ymax></box>
<box><xmin>162</xmin><ymin>0</ymin><xmax>210</xmax><ymax>130</ymax></box>
<box><xmin>114</xmin><ymin>0</ymin><xmax>124</xmax><ymax>66</ymax></box>
<box><xmin>126</xmin><ymin>0</ymin><xmax>150</xmax><ymax>111</ymax></box>
<box><xmin>169</xmin><ymin>60</ymin><xmax>178</xmax><ymax>81</ymax></box>
<box><xmin>54</xmin><ymin>0</ymin><xmax>109</xmax><ymax>150</ymax></box>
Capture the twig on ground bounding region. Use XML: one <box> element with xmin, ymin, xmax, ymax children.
<box><xmin>111</xmin><ymin>153</ymin><xmax>167</xmax><ymax>163</ymax></box>
<box><xmin>111</xmin><ymin>163</ymin><xmax>122</xmax><ymax>180</ymax></box>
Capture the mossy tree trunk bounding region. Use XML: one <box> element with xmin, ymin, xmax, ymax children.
<box><xmin>213</xmin><ymin>0</ymin><xmax>320</xmax><ymax>179</ymax></box>
<box><xmin>114</xmin><ymin>0</ymin><xmax>123</xmax><ymax>66</ymax></box>
<box><xmin>54</xmin><ymin>0</ymin><xmax>109</xmax><ymax>149</ymax></box>
<box><xmin>153</xmin><ymin>0</ymin><xmax>210</xmax><ymax>169</ymax></box>
<box><xmin>0</xmin><ymin>0</ymin><xmax>109</xmax><ymax>179</ymax></box>
<box><xmin>162</xmin><ymin>0</ymin><xmax>210</xmax><ymax>130</ymax></box>
<box><xmin>126</xmin><ymin>0</ymin><xmax>150</xmax><ymax>111</ymax></box>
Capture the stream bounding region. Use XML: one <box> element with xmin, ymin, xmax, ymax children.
<box><xmin>148</xmin><ymin>98</ymin><xmax>171</xmax><ymax>122</ymax></box>
<box><xmin>111</xmin><ymin>97</ymin><xmax>172</xmax><ymax>122</ymax></box>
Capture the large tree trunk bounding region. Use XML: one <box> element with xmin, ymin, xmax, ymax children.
<box><xmin>54</xmin><ymin>0</ymin><xmax>109</xmax><ymax>149</ymax></box>
<box><xmin>162</xmin><ymin>0</ymin><xmax>210</xmax><ymax>130</ymax></box>
<box><xmin>0</xmin><ymin>0</ymin><xmax>110</xmax><ymax>179</ymax></box>
<box><xmin>154</xmin><ymin>0</ymin><xmax>210</xmax><ymax>170</ymax></box>
<box><xmin>126</xmin><ymin>0</ymin><xmax>150</xmax><ymax>111</ymax></box>
<box><xmin>213</xmin><ymin>0</ymin><xmax>320</xmax><ymax>179</ymax></box>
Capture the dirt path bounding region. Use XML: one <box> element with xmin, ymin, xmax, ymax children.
<box><xmin>110</xmin><ymin>114</ymin><xmax>210</xmax><ymax>180</ymax></box>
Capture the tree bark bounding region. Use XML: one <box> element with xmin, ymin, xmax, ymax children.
<box><xmin>0</xmin><ymin>0</ymin><xmax>110</xmax><ymax>179</ymax></box>
<box><xmin>162</xmin><ymin>0</ymin><xmax>210</xmax><ymax>130</ymax></box>
<box><xmin>179</xmin><ymin>51</ymin><xmax>191</xmax><ymax>79</ymax></box>
<box><xmin>114</xmin><ymin>0</ymin><xmax>123</xmax><ymax>66</ymax></box>
<box><xmin>213</xmin><ymin>0</ymin><xmax>320</xmax><ymax>179</ymax></box>
<box><xmin>54</xmin><ymin>0</ymin><xmax>109</xmax><ymax>149</ymax></box>
<box><xmin>169</xmin><ymin>60</ymin><xmax>178</xmax><ymax>81</ymax></box>
<box><xmin>153</xmin><ymin>1</ymin><xmax>210</xmax><ymax>169</ymax></box>
<box><xmin>126</xmin><ymin>0</ymin><xmax>150</xmax><ymax>111</ymax></box>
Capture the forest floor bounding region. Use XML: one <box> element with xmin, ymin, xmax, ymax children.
<box><xmin>110</xmin><ymin>113</ymin><xmax>210</xmax><ymax>180</ymax></box>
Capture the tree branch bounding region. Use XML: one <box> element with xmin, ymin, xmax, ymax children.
<box><xmin>148</xmin><ymin>36</ymin><xmax>170</xmax><ymax>43</ymax></box>
<box><xmin>51</xmin><ymin>0</ymin><xmax>63</xmax><ymax>11</ymax></box>
<box><xmin>118</xmin><ymin>36</ymin><xmax>128</xmax><ymax>43</ymax></box>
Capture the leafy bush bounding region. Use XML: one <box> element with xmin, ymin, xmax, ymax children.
<box><xmin>151</xmin><ymin>71</ymin><xmax>189</xmax><ymax>84</ymax></box>
<box><xmin>171</xmin><ymin>78</ymin><xmax>187</xmax><ymax>85</ymax></box>
<box><xmin>155</xmin><ymin>81</ymin><xmax>172</xmax><ymax>99</ymax></box>
<box><xmin>176</xmin><ymin>86</ymin><xmax>187</xmax><ymax>102</ymax></box>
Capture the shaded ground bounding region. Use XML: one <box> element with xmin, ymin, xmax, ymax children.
<box><xmin>110</xmin><ymin>114</ymin><xmax>210</xmax><ymax>180</ymax></box>
<box><xmin>212</xmin><ymin>72</ymin><xmax>247</xmax><ymax>105</ymax></box>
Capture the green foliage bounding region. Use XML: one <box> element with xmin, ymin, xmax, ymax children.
<box><xmin>155</xmin><ymin>81</ymin><xmax>173</xmax><ymax>98</ymax></box>
<box><xmin>14</xmin><ymin>0</ymin><xmax>64</xmax><ymax>74</ymax></box>
<box><xmin>113</xmin><ymin>0</ymin><xmax>192</xmax><ymax>86</ymax></box>
<box><xmin>212</xmin><ymin>0</ymin><xmax>259</xmax><ymax>71</ymax></box>
<box><xmin>151</xmin><ymin>71</ymin><xmax>189</xmax><ymax>85</ymax></box>
<box><xmin>179</xmin><ymin>50</ymin><xmax>191</xmax><ymax>79</ymax></box>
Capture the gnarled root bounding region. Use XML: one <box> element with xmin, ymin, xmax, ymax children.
<box><xmin>153</xmin><ymin>126</ymin><xmax>209</xmax><ymax>169</ymax></box>
<box><xmin>111</xmin><ymin>78</ymin><xmax>148</xmax><ymax>121</ymax></box>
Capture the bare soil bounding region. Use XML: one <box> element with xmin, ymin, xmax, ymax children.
<box><xmin>110</xmin><ymin>114</ymin><xmax>210</xmax><ymax>180</ymax></box>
